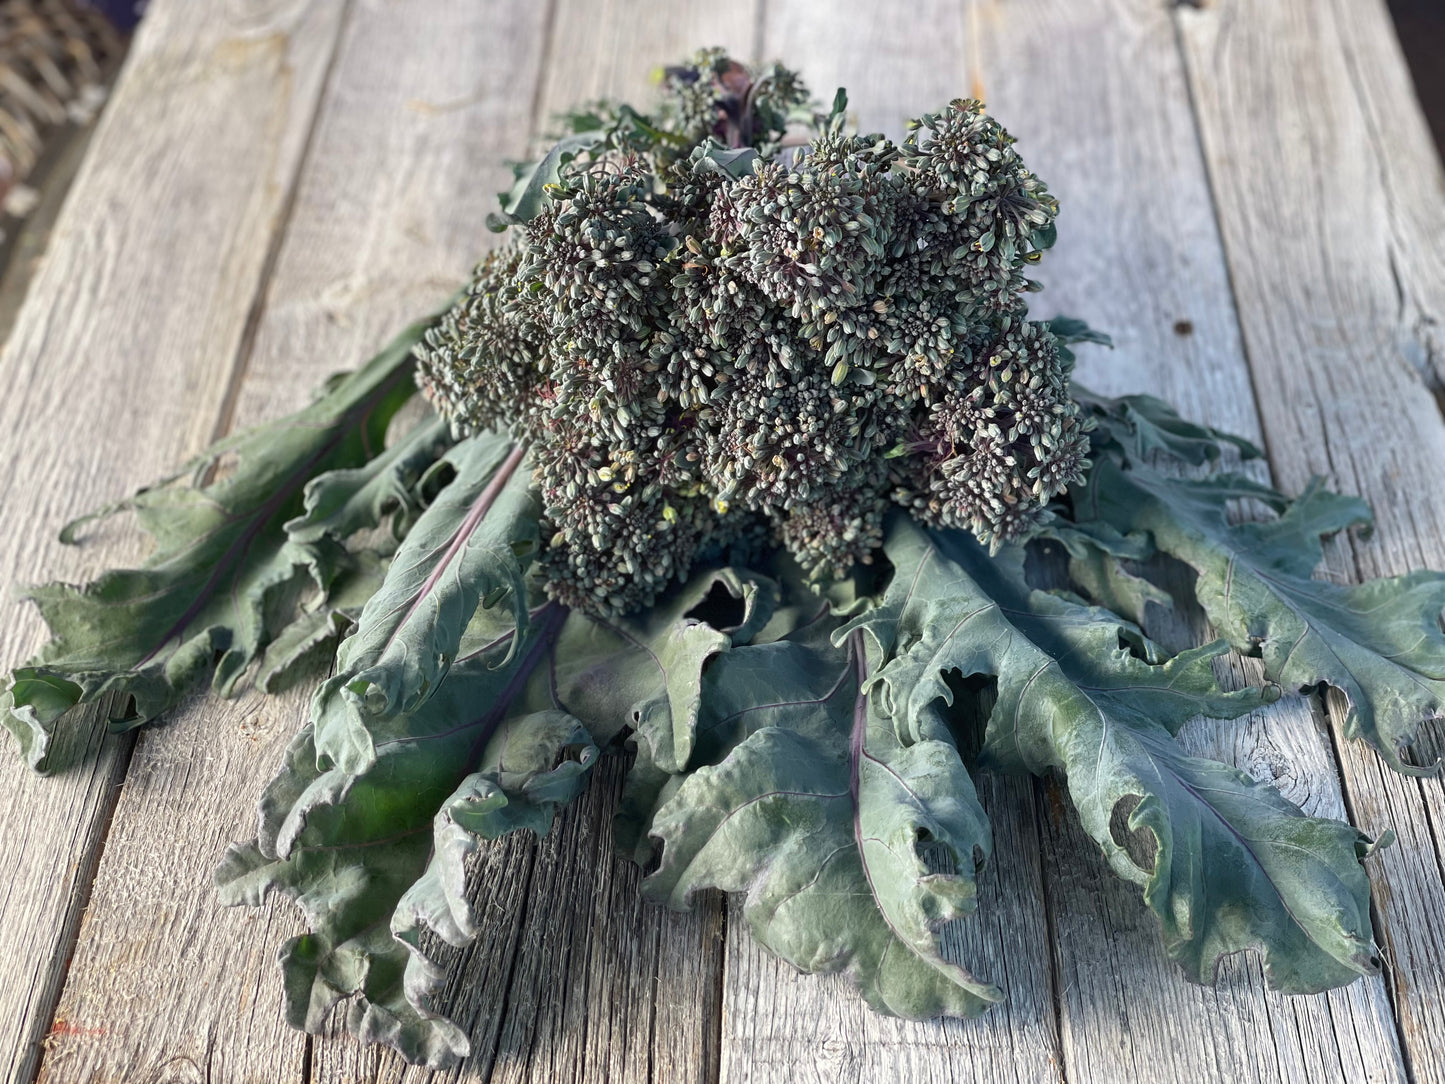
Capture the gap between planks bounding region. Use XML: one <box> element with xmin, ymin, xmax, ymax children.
<box><xmin>205</xmin><ymin>0</ymin><xmax>360</xmax><ymax>447</ymax></box>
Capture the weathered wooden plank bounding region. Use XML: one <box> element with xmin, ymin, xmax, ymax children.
<box><xmin>721</xmin><ymin>6</ymin><xmax>1063</xmax><ymax>1083</ymax></box>
<box><xmin>980</xmin><ymin>1</ymin><xmax>1405</xmax><ymax>1080</ymax></box>
<box><xmin>311</xmin><ymin>4</ymin><xmax>758</xmax><ymax>1082</ymax></box>
<box><xmin>484</xmin><ymin>757</ymin><xmax>723</xmax><ymax>1084</ymax></box>
<box><xmin>0</xmin><ymin>2</ymin><xmax>349</xmax><ymax>1081</ymax></box>
<box><xmin>1176</xmin><ymin>2</ymin><xmax>1445</xmax><ymax>1081</ymax></box>
<box><xmin>35</xmin><ymin>686</ymin><xmax>321</xmax><ymax>1084</ymax></box>
<box><xmin>12</xmin><ymin>4</ymin><xmax>1434</xmax><ymax>1084</ymax></box>
<box><xmin>32</xmin><ymin>1</ymin><xmax>550</xmax><ymax>1080</ymax></box>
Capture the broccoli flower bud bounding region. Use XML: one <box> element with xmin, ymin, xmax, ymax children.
<box><xmin>414</xmin><ymin>55</ymin><xmax>1090</xmax><ymax>615</ymax></box>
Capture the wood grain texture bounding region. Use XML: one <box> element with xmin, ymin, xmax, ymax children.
<box><xmin>33</xmin><ymin>0</ymin><xmax>550</xmax><ymax>1080</ymax></box>
<box><xmin>0</xmin><ymin>2</ymin><xmax>349</xmax><ymax>1081</ymax></box>
<box><xmin>1177</xmin><ymin>1</ymin><xmax>1445</xmax><ymax>1081</ymax></box>
<box><xmin>35</xmin><ymin>688</ymin><xmax>317</xmax><ymax>1084</ymax></box>
<box><xmin>483</xmin><ymin>756</ymin><xmax>722</xmax><ymax>1084</ymax></box>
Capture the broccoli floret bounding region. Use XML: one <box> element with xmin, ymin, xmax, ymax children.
<box><xmin>414</xmin><ymin>54</ymin><xmax>1088</xmax><ymax>616</ymax></box>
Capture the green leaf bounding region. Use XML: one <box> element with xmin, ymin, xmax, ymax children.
<box><xmin>487</xmin><ymin>131</ymin><xmax>605</xmax><ymax>232</ymax></box>
<box><xmin>553</xmin><ymin>566</ymin><xmax>777</xmax><ymax>759</ymax></box>
<box><xmin>253</xmin><ymin>416</ymin><xmax>458</xmax><ymax>695</ymax></box>
<box><xmin>256</xmin><ymin>551</ymin><xmax>390</xmax><ymax>694</ymax></box>
<box><xmin>691</xmin><ymin>144</ymin><xmax>760</xmax><ymax>179</ymax></box>
<box><xmin>850</xmin><ymin>518</ymin><xmax>1380</xmax><ymax>993</ymax></box>
<box><xmin>1041</xmin><ymin>316</ymin><xmax>1109</xmax><ymax>366</ymax></box>
<box><xmin>217</xmin><ymin>605</ymin><xmax>585</xmax><ymax>1068</ymax></box>
<box><xmin>542</xmin><ymin>565</ymin><xmax>779</xmax><ymax>862</ymax></box>
<box><xmin>309</xmin><ymin>434</ymin><xmax>538</xmax><ymax>780</ymax></box>
<box><xmin>1081</xmin><ymin>457</ymin><xmax>1445</xmax><ymax>775</ymax></box>
<box><xmin>286</xmin><ymin>415</ymin><xmax>453</xmax><ymax>548</ymax></box>
<box><xmin>1079</xmin><ymin>388</ymin><xmax>1262</xmax><ymax>466</ymax></box>
<box><xmin>1042</xmin><ymin>520</ymin><xmax>1173</xmax><ymax>627</ymax></box>
<box><xmin>2</xmin><ymin>319</ymin><xmax>431</xmax><ymax>771</ymax></box>
<box><xmin>392</xmin><ymin>710</ymin><xmax>595</xmax><ymax>952</ymax></box>
<box><xmin>1044</xmin><ymin>315</ymin><xmax>1112</xmax><ymax>349</ymax></box>
<box><xmin>642</xmin><ymin>617</ymin><xmax>1000</xmax><ymax>1020</ymax></box>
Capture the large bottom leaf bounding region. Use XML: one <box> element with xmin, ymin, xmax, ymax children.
<box><xmin>644</xmin><ymin>619</ymin><xmax>1001</xmax><ymax>1019</ymax></box>
<box><xmin>217</xmin><ymin>605</ymin><xmax>590</xmax><ymax>1066</ymax></box>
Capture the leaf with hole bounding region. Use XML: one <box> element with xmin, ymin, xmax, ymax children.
<box><xmin>643</xmin><ymin>613</ymin><xmax>999</xmax><ymax>1019</ymax></box>
<box><xmin>1080</xmin><ymin>455</ymin><xmax>1445</xmax><ymax>775</ymax></box>
<box><xmin>847</xmin><ymin>518</ymin><xmax>1381</xmax><ymax>992</ymax></box>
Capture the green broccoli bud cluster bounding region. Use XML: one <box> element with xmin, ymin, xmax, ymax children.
<box><xmin>415</xmin><ymin>51</ymin><xmax>1089</xmax><ymax>616</ymax></box>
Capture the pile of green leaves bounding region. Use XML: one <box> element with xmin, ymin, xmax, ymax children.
<box><xmin>5</xmin><ymin>67</ymin><xmax>1444</xmax><ymax>1072</ymax></box>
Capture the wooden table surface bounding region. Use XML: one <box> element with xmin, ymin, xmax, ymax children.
<box><xmin>0</xmin><ymin>1</ymin><xmax>1442</xmax><ymax>1081</ymax></box>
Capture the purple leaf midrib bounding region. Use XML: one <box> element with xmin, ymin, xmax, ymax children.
<box><xmin>374</xmin><ymin>442</ymin><xmax>527</xmax><ymax>662</ymax></box>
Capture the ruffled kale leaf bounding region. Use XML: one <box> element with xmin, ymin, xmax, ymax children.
<box><xmin>216</xmin><ymin>561</ymin><xmax>775</xmax><ymax>1066</ymax></box>
<box><xmin>553</xmin><ymin>566</ymin><xmax>777</xmax><ymax>757</ymax></box>
<box><xmin>1044</xmin><ymin>315</ymin><xmax>1113</xmax><ymax>366</ymax></box>
<box><xmin>1077</xmin><ymin>387</ymin><xmax>1262</xmax><ymax>466</ymax></box>
<box><xmin>544</xmin><ymin>565</ymin><xmax>778</xmax><ymax>861</ymax></box>
<box><xmin>1079</xmin><ymin>455</ymin><xmax>1445</xmax><ymax>775</ymax></box>
<box><xmin>640</xmin><ymin>615</ymin><xmax>1000</xmax><ymax>1019</ymax></box>
<box><xmin>2</xmin><ymin>319</ymin><xmax>439</xmax><ymax>771</ymax></box>
<box><xmin>256</xmin><ymin>550</ymin><xmax>390</xmax><ymax>694</ymax></box>
<box><xmin>852</xmin><ymin>517</ymin><xmax>1381</xmax><ymax>993</ymax></box>
<box><xmin>256</xmin><ymin>416</ymin><xmax>458</xmax><ymax>694</ymax></box>
<box><xmin>1043</xmin><ymin>519</ymin><xmax>1172</xmax><ymax>627</ymax></box>
<box><xmin>286</xmin><ymin>414</ymin><xmax>453</xmax><ymax>550</ymax></box>
<box><xmin>309</xmin><ymin>433</ymin><xmax>538</xmax><ymax>780</ymax></box>
<box><xmin>217</xmin><ymin>603</ymin><xmax>588</xmax><ymax>1068</ymax></box>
